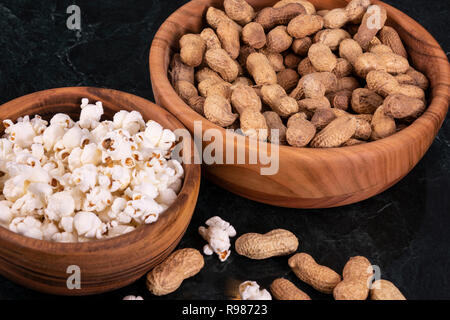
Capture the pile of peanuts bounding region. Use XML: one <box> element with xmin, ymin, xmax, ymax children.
<box><xmin>170</xmin><ymin>0</ymin><xmax>429</xmax><ymax>148</ymax></box>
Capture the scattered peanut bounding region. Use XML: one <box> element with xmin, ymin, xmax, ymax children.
<box><xmin>333</xmin><ymin>256</ymin><xmax>373</xmax><ymax>300</ymax></box>
<box><xmin>370</xmin><ymin>279</ymin><xmax>406</xmax><ymax>300</ymax></box>
<box><xmin>235</xmin><ymin>229</ymin><xmax>299</xmax><ymax>259</ymax></box>
<box><xmin>270</xmin><ymin>278</ymin><xmax>311</xmax><ymax>300</ymax></box>
<box><xmin>146</xmin><ymin>248</ymin><xmax>204</xmax><ymax>296</ymax></box>
<box><xmin>288</xmin><ymin>253</ymin><xmax>341</xmax><ymax>294</ymax></box>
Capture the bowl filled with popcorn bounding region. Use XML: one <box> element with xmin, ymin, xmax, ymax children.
<box><xmin>0</xmin><ymin>87</ymin><xmax>201</xmax><ymax>295</ymax></box>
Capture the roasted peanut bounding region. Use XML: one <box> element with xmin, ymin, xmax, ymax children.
<box><xmin>323</xmin><ymin>8</ymin><xmax>349</xmax><ymax>29</ymax></box>
<box><xmin>255</xmin><ymin>3</ymin><xmax>306</xmax><ymax>31</ymax></box>
<box><xmin>170</xmin><ymin>53</ymin><xmax>194</xmax><ymax>85</ymax></box>
<box><xmin>204</xmin><ymin>94</ymin><xmax>238</xmax><ymax>127</ymax></box>
<box><xmin>200</xmin><ymin>28</ymin><xmax>222</xmax><ymax>50</ymax></box>
<box><xmin>206</xmin><ymin>7</ymin><xmax>242</xmax><ymax>31</ymax></box>
<box><xmin>366</xmin><ymin>70</ymin><xmax>425</xmax><ymax>100</ymax></box>
<box><xmin>354</xmin><ymin>52</ymin><xmax>409</xmax><ymax>77</ymax></box>
<box><xmin>339</xmin><ymin>38</ymin><xmax>363</xmax><ymax>65</ymax></box>
<box><xmin>383</xmin><ymin>94</ymin><xmax>425</xmax><ymax>119</ymax></box>
<box><xmin>261</xmin><ymin>84</ymin><xmax>299</xmax><ymax>117</ymax></box>
<box><xmin>308</xmin><ymin>43</ymin><xmax>337</xmax><ymax>72</ymax></box>
<box><xmin>354</xmin><ymin>5</ymin><xmax>387</xmax><ymax>50</ymax></box>
<box><xmin>310</xmin><ymin>116</ymin><xmax>357</xmax><ymax>148</ymax></box>
<box><xmin>174</xmin><ymin>80</ymin><xmax>198</xmax><ymax>102</ymax></box>
<box><xmin>231</xmin><ymin>84</ymin><xmax>262</xmax><ymax>114</ymax></box>
<box><xmin>217</xmin><ymin>21</ymin><xmax>240</xmax><ymax>59</ymax></box>
<box><xmin>288</xmin><ymin>253</ymin><xmax>341</xmax><ymax>294</ymax></box>
<box><xmin>284</xmin><ymin>53</ymin><xmax>302</xmax><ymax>69</ymax></box>
<box><xmin>240</xmin><ymin>109</ymin><xmax>269</xmax><ymax>141</ymax></box>
<box><xmin>378</xmin><ymin>26</ymin><xmax>407</xmax><ymax>58</ymax></box>
<box><xmin>370</xmin><ymin>280</ymin><xmax>406</xmax><ymax>300</ymax></box>
<box><xmin>242</xmin><ymin>22</ymin><xmax>267</xmax><ymax>49</ymax></box>
<box><xmin>223</xmin><ymin>0</ymin><xmax>255</xmax><ymax>25</ymax></box>
<box><xmin>277</xmin><ymin>68</ymin><xmax>300</xmax><ymax>93</ymax></box>
<box><xmin>146</xmin><ymin>248</ymin><xmax>204</xmax><ymax>296</ymax></box>
<box><xmin>314</xmin><ymin>29</ymin><xmax>351</xmax><ymax>51</ymax></box>
<box><xmin>195</xmin><ymin>67</ymin><xmax>223</xmax><ymax>83</ymax></box>
<box><xmin>263</xmin><ymin>111</ymin><xmax>287</xmax><ymax>144</ymax></box>
<box><xmin>287</xmin><ymin>14</ymin><xmax>324</xmax><ymax>39</ymax></box>
<box><xmin>235</xmin><ymin>229</ymin><xmax>298</xmax><ymax>259</ymax></box>
<box><xmin>246</xmin><ymin>52</ymin><xmax>277</xmax><ymax>85</ymax></box>
<box><xmin>333</xmin><ymin>256</ymin><xmax>373</xmax><ymax>300</ymax></box>
<box><xmin>179</xmin><ymin>34</ymin><xmax>206</xmax><ymax>67</ymax></box>
<box><xmin>311</xmin><ymin>107</ymin><xmax>337</xmax><ymax>130</ymax></box>
<box><xmin>291</xmin><ymin>37</ymin><xmax>312</xmax><ymax>55</ymax></box>
<box><xmin>351</xmin><ymin>88</ymin><xmax>384</xmax><ymax>114</ymax></box>
<box><xmin>270</xmin><ymin>278</ymin><xmax>311</xmax><ymax>300</ymax></box>
<box><xmin>370</xmin><ymin>105</ymin><xmax>396</xmax><ymax>140</ymax></box>
<box><xmin>273</xmin><ymin>0</ymin><xmax>316</xmax><ymax>15</ymax></box>
<box><xmin>286</xmin><ymin>117</ymin><xmax>316</xmax><ymax>147</ymax></box>
<box><xmin>267</xmin><ymin>26</ymin><xmax>293</xmax><ymax>53</ymax></box>
<box><xmin>205</xmin><ymin>48</ymin><xmax>240</xmax><ymax>82</ymax></box>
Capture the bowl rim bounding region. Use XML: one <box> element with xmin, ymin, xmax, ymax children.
<box><xmin>149</xmin><ymin>0</ymin><xmax>450</xmax><ymax>159</ymax></box>
<box><xmin>0</xmin><ymin>86</ymin><xmax>201</xmax><ymax>253</ymax></box>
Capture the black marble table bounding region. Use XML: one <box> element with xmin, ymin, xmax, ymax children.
<box><xmin>0</xmin><ymin>0</ymin><xmax>448</xmax><ymax>300</ymax></box>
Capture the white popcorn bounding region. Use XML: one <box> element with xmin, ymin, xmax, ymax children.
<box><xmin>4</xmin><ymin>120</ymin><xmax>36</xmax><ymax>148</ymax></box>
<box><xmin>79</xmin><ymin>99</ymin><xmax>103</xmax><ymax>129</ymax></box>
<box><xmin>114</xmin><ymin>110</ymin><xmax>145</xmax><ymax>135</ymax></box>
<box><xmin>42</xmin><ymin>124</ymin><xmax>66</xmax><ymax>151</ymax></box>
<box><xmin>60</xmin><ymin>216</ymin><xmax>74</xmax><ymax>233</ymax></box>
<box><xmin>72</xmin><ymin>164</ymin><xmax>97</xmax><ymax>192</ymax></box>
<box><xmin>9</xmin><ymin>216</ymin><xmax>43</xmax><ymax>240</ymax></box>
<box><xmin>68</xmin><ymin>147</ymin><xmax>83</xmax><ymax>171</ymax></box>
<box><xmin>144</xmin><ymin>120</ymin><xmax>164</xmax><ymax>147</ymax></box>
<box><xmin>123</xmin><ymin>295</ymin><xmax>143</xmax><ymax>300</ymax></box>
<box><xmin>50</xmin><ymin>113</ymin><xmax>74</xmax><ymax>129</ymax></box>
<box><xmin>45</xmin><ymin>191</ymin><xmax>75</xmax><ymax>221</ymax></box>
<box><xmin>0</xmin><ymin>200</ymin><xmax>13</xmax><ymax>225</ymax></box>
<box><xmin>1</xmin><ymin>99</ymin><xmax>182</xmax><ymax>242</ymax></box>
<box><xmin>41</xmin><ymin>221</ymin><xmax>59</xmax><ymax>240</ymax></box>
<box><xmin>81</xmin><ymin>143</ymin><xmax>102</xmax><ymax>165</ymax></box>
<box><xmin>83</xmin><ymin>186</ymin><xmax>112</xmax><ymax>212</ymax></box>
<box><xmin>199</xmin><ymin>216</ymin><xmax>236</xmax><ymax>262</ymax></box>
<box><xmin>11</xmin><ymin>193</ymin><xmax>44</xmax><ymax>215</ymax></box>
<box><xmin>73</xmin><ymin>211</ymin><xmax>105</xmax><ymax>239</ymax></box>
<box><xmin>239</xmin><ymin>281</ymin><xmax>272</xmax><ymax>300</ymax></box>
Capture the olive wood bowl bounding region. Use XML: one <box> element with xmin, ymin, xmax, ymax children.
<box><xmin>149</xmin><ymin>0</ymin><xmax>449</xmax><ymax>208</ymax></box>
<box><xmin>0</xmin><ymin>87</ymin><xmax>201</xmax><ymax>295</ymax></box>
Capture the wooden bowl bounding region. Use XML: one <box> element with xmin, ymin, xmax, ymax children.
<box><xmin>149</xmin><ymin>0</ymin><xmax>450</xmax><ymax>208</ymax></box>
<box><xmin>0</xmin><ymin>87</ymin><xmax>201</xmax><ymax>295</ymax></box>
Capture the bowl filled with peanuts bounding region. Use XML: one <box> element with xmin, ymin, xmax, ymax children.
<box><xmin>0</xmin><ymin>87</ymin><xmax>201</xmax><ymax>295</ymax></box>
<box><xmin>150</xmin><ymin>0</ymin><xmax>449</xmax><ymax>208</ymax></box>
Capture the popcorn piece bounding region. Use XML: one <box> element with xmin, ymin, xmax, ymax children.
<box><xmin>114</xmin><ymin>110</ymin><xmax>145</xmax><ymax>135</ymax></box>
<box><xmin>41</xmin><ymin>221</ymin><xmax>59</xmax><ymax>240</ymax></box>
<box><xmin>50</xmin><ymin>113</ymin><xmax>74</xmax><ymax>129</ymax></box>
<box><xmin>45</xmin><ymin>191</ymin><xmax>75</xmax><ymax>221</ymax></box>
<box><xmin>51</xmin><ymin>231</ymin><xmax>77</xmax><ymax>242</ymax></box>
<box><xmin>11</xmin><ymin>193</ymin><xmax>44</xmax><ymax>215</ymax></box>
<box><xmin>4</xmin><ymin>120</ymin><xmax>36</xmax><ymax>148</ymax></box>
<box><xmin>0</xmin><ymin>200</ymin><xmax>13</xmax><ymax>225</ymax></box>
<box><xmin>30</xmin><ymin>115</ymin><xmax>48</xmax><ymax>135</ymax></box>
<box><xmin>73</xmin><ymin>211</ymin><xmax>105</xmax><ymax>239</ymax></box>
<box><xmin>72</xmin><ymin>164</ymin><xmax>97</xmax><ymax>192</ymax></box>
<box><xmin>9</xmin><ymin>216</ymin><xmax>43</xmax><ymax>240</ymax></box>
<box><xmin>123</xmin><ymin>295</ymin><xmax>143</xmax><ymax>300</ymax></box>
<box><xmin>198</xmin><ymin>216</ymin><xmax>236</xmax><ymax>262</ymax></box>
<box><xmin>68</xmin><ymin>147</ymin><xmax>83</xmax><ymax>171</ymax></box>
<box><xmin>84</xmin><ymin>186</ymin><xmax>112</xmax><ymax>212</ymax></box>
<box><xmin>239</xmin><ymin>281</ymin><xmax>272</xmax><ymax>300</ymax></box>
<box><xmin>79</xmin><ymin>99</ymin><xmax>104</xmax><ymax>129</ymax></box>
<box><xmin>81</xmin><ymin>143</ymin><xmax>102</xmax><ymax>165</ymax></box>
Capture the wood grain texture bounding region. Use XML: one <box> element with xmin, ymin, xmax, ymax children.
<box><xmin>0</xmin><ymin>87</ymin><xmax>201</xmax><ymax>295</ymax></box>
<box><xmin>149</xmin><ymin>0</ymin><xmax>449</xmax><ymax>208</ymax></box>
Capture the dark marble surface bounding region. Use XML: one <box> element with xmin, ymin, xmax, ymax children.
<box><xmin>0</xmin><ymin>0</ymin><xmax>449</xmax><ymax>300</ymax></box>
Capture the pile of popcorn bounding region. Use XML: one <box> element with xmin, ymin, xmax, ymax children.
<box><xmin>0</xmin><ymin>99</ymin><xmax>184</xmax><ymax>242</ymax></box>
